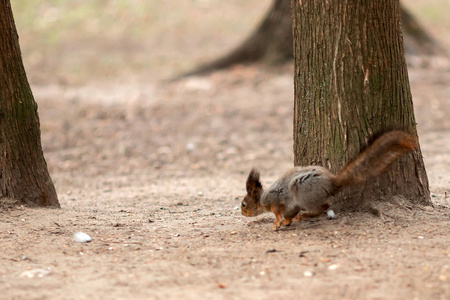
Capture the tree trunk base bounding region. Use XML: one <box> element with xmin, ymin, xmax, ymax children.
<box><xmin>331</xmin><ymin>192</ymin><xmax>430</xmax><ymax>223</ymax></box>
<box><xmin>0</xmin><ymin>1</ymin><xmax>60</xmax><ymax>208</ymax></box>
<box><xmin>0</xmin><ymin>198</ymin><xmax>19</xmax><ymax>210</ymax></box>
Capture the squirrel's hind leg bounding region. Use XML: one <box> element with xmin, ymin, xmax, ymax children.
<box><xmin>281</xmin><ymin>217</ymin><xmax>292</xmax><ymax>226</ymax></box>
<box><xmin>295</xmin><ymin>211</ymin><xmax>324</xmax><ymax>220</ymax></box>
<box><xmin>294</xmin><ymin>203</ymin><xmax>330</xmax><ymax>221</ymax></box>
<box><xmin>282</xmin><ymin>207</ymin><xmax>301</xmax><ymax>227</ymax></box>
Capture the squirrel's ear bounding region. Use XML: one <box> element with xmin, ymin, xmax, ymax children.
<box><xmin>246</xmin><ymin>168</ymin><xmax>262</xmax><ymax>194</ymax></box>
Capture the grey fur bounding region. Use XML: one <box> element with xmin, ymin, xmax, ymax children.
<box><xmin>260</xmin><ymin>166</ymin><xmax>337</xmax><ymax>218</ymax></box>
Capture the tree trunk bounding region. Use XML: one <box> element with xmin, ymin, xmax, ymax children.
<box><xmin>292</xmin><ymin>0</ymin><xmax>430</xmax><ymax>210</ymax></box>
<box><xmin>177</xmin><ymin>0</ymin><xmax>442</xmax><ymax>79</ymax></box>
<box><xmin>0</xmin><ymin>1</ymin><xmax>59</xmax><ymax>207</ymax></box>
<box><xmin>175</xmin><ymin>0</ymin><xmax>292</xmax><ymax>79</ymax></box>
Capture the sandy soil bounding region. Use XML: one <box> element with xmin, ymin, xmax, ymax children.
<box><xmin>1</xmin><ymin>1</ymin><xmax>450</xmax><ymax>299</ymax></box>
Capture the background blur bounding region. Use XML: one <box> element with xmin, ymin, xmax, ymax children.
<box><xmin>12</xmin><ymin>0</ymin><xmax>271</xmax><ymax>85</ymax></box>
<box><xmin>11</xmin><ymin>0</ymin><xmax>449</xmax><ymax>86</ymax></box>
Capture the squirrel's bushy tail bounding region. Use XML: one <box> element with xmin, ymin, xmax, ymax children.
<box><xmin>334</xmin><ymin>131</ymin><xmax>418</xmax><ymax>187</ymax></box>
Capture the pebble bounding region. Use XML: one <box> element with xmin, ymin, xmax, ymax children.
<box><xmin>185</xmin><ymin>142</ymin><xmax>196</xmax><ymax>152</ymax></box>
<box><xmin>327</xmin><ymin>210</ymin><xmax>336</xmax><ymax>219</ymax></box>
<box><xmin>20</xmin><ymin>268</ymin><xmax>51</xmax><ymax>278</ymax></box>
<box><xmin>328</xmin><ymin>264</ymin><xmax>339</xmax><ymax>270</ymax></box>
<box><xmin>303</xmin><ymin>271</ymin><xmax>314</xmax><ymax>277</ymax></box>
<box><xmin>73</xmin><ymin>232</ymin><xmax>92</xmax><ymax>243</ymax></box>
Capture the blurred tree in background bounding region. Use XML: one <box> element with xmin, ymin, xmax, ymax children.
<box><xmin>180</xmin><ymin>0</ymin><xmax>443</xmax><ymax>78</ymax></box>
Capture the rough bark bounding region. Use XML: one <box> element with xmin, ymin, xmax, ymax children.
<box><xmin>177</xmin><ymin>0</ymin><xmax>442</xmax><ymax>79</ymax></box>
<box><xmin>0</xmin><ymin>0</ymin><xmax>59</xmax><ymax>207</ymax></box>
<box><xmin>292</xmin><ymin>0</ymin><xmax>431</xmax><ymax>210</ymax></box>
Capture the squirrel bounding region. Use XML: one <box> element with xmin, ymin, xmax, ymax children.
<box><xmin>241</xmin><ymin>130</ymin><xmax>418</xmax><ymax>230</ymax></box>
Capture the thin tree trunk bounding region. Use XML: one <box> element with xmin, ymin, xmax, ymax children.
<box><xmin>0</xmin><ymin>0</ymin><xmax>59</xmax><ymax>207</ymax></box>
<box><xmin>292</xmin><ymin>0</ymin><xmax>430</xmax><ymax>210</ymax></box>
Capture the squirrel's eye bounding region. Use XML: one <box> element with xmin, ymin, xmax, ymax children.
<box><xmin>241</xmin><ymin>202</ymin><xmax>246</xmax><ymax>208</ymax></box>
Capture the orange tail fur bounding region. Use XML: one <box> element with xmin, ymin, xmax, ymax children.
<box><xmin>334</xmin><ymin>131</ymin><xmax>418</xmax><ymax>187</ymax></box>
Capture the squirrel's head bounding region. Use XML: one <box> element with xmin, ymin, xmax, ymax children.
<box><xmin>241</xmin><ymin>168</ymin><xmax>265</xmax><ymax>217</ymax></box>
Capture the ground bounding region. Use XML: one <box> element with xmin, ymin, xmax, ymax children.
<box><xmin>1</xmin><ymin>1</ymin><xmax>450</xmax><ymax>299</ymax></box>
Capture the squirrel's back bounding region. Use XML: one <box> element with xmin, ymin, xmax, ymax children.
<box><xmin>334</xmin><ymin>131</ymin><xmax>417</xmax><ymax>187</ymax></box>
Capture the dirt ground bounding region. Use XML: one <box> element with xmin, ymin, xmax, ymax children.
<box><xmin>1</xmin><ymin>1</ymin><xmax>450</xmax><ymax>299</ymax></box>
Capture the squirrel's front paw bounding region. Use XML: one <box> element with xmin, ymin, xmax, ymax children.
<box><xmin>272</xmin><ymin>220</ymin><xmax>281</xmax><ymax>231</ymax></box>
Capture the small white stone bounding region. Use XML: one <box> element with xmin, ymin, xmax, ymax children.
<box><xmin>183</xmin><ymin>77</ymin><xmax>213</xmax><ymax>91</ymax></box>
<box><xmin>303</xmin><ymin>271</ymin><xmax>314</xmax><ymax>277</ymax></box>
<box><xmin>185</xmin><ymin>142</ymin><xmax>196</xmax><ymax>152</ymax></box>
<box><xmin>73</xmin><ymin>232</ymin><xmax>92</xmax><ymax>243</ymax></box>
<box><xmin>327</xmin><ymin>210</ymin><xmax>336</xmax><ymax>219</ymax></box>
<box><xmin>328</xmin><ymin>264</ymin><xmax>339</xmax><ymax>270</ymax></box>
<box><xmin>20</xmin><ymin>268</ymin><xmax>51</xmax><ymax>278</ymax></box>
